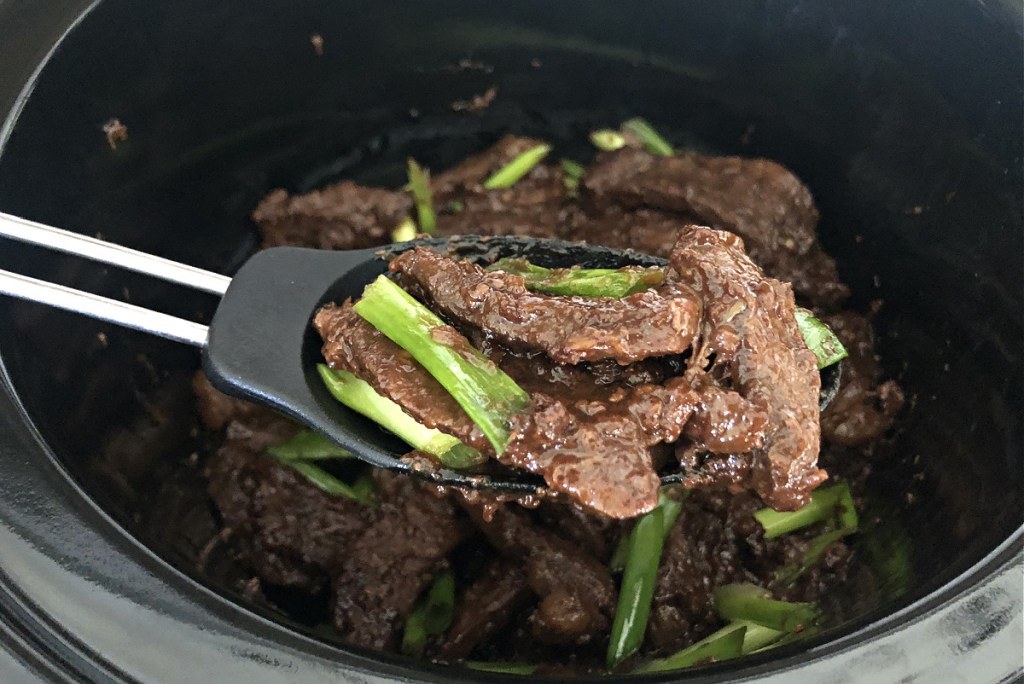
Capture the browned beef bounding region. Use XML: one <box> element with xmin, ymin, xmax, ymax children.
<box><xmin>205</xmin><ymin>444</ymin><xmax>372</xmax><ymax>593</ymax></box>
<box><xmin>390</xmin><ymin>247</ymin><xmax>702</xmax><ymax>365</ymax></box>
<box><xmin>684</xmin><ymin>379</ymin><xmax>769</xmax><ymax>455</ymax></box>
<box><xmin>438</xmin><ymin>561</ymin><xmax>532</xmax><ymax>661</ymax></box>
<box><xmin>671</xmin><ymin>226</ymin><xmax>825</xmax><ymax>510</ymax></box>
<box><xmin>252</xmin><ymin>182</ymin><xmax>409</xmax><ymax>250</ymax></box>
<box><xmin>331</xmin><ymin>471</ymin><xmax>469</xmax><ymax>650</ymax></box>
<box><xmin>465</xmin><ymin>503</ymin><xmax>616</xmax><ymax>645</ymax></box>
<box><xmin>582</xmin><ymin>148</ymin><xmax>847</xmax><ymax>308</ymax></box>
<box><xmin>313</xmin><ymin>302</ymin><xmax>489</xmax><ymax>452</ymax></box>
<box><xmin>436</xmin><ymin>166</ymin><xmax>571</xmax><ymax>239</ymax></box>
<box><xmin>820</xmin><ymin>311</ymin><xmax>905</xmax><ymax>445</ymax></box>
<box><xmin>502</xmin><ymin>378</ymin><xmax>698</xmax><ymax>519</ymax></box>
<box><xmin>646</xmin><ymin>496</ymin><xmax>750</xmax><ymax>652</ymax></box>
<box><xmin>585</xmin><ymin>148</ymin><xmax>818</xmax><ymax>256</ymax></box>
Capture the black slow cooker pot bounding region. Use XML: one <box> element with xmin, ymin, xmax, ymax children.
<box><xmin>0</xmin><ymin>1</ymin><xmax>1021</xmax><ymax>681</ymax></box>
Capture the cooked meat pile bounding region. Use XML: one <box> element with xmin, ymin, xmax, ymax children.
<box><xmin>176</xmin><ymin>134</ymin><xmax>903</xmax><ymax>671</ymax></box>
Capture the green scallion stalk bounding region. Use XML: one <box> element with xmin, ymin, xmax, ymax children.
<box><xmin>794</xmin><ymin>308</ymin><xmax>848</xmax><ymax>369</ymax></box>
<box><xmin>488</xmin><ymin>258</ymin><xmax>665</xmax><ymax>298</ymax></box>
<box><xmin>407</xmin><ymin>158</ymin><xmax>437</xmax><ymax>235</ymax></box>
<box><xmin>607</xmin><ymin>506</ymin><xmax>667</xmax><ymax>670</ymax></box>
<box><xmin>610</xmin><ymin>490</ymin><xmax>684</xmax><ymax>572</ymax></box>
<box><xmin>273</xmin><ymin>459</ymin><xmax>374</xmax><ymax>506</ymax></box>
<box><xmin>401</xmin><ymin>570</ymin><xmax>457</xmax><ymax>658</ymax></box>
<box><xmin>590</xmin><ymin>129</ymin><xmax>627</xmax><ymax>151</ymax></box>
<box><xmin>391</xmin><ymin>216</ymin><xmax>418</xmax><ymax>243</ymax></box>
<box><xmin>483</xmin><ymin>143</ymin><xmax>552</xmax><ymax>189</ymax></box>
<box><xmin>560</xmin><ymin>158</ymin><xmax>586</xmax><ymax>195</ymax></box>
<box><xmin>773</xmin><ymin>528</ymin><xmax>847</xmax><ymax>588</ymax></box>
<box><xmin>317</xmin><ymin>365</ymin><xmax>485</xmax><ymax>468</ymax></box>
<box><xmin>621</xmin><ymin>117</ymin><xmax>674</xmax><ymax>156</ymax></box>
<box><xmin>353</xmin><ymin>276</ymin><xmax>530</xmax><ymax>453</ymax></box>
<box><xmin>267</xmin><ymin>429</ymin><xmax>356</xmax><ymax>462</ymax></box>
<box><xmin>712</xmin><ymin>583</ymin><xmax>820</xmax><ymax>633</ymax></box>
<box><xmin>738</xmin><ymin>620</ymin><xmax>788</xmax><ymax>653</ymax></box>
<box><xmin>560</xmin><ymin>158</ymin><xmax>585</xmax><ymax>180</ymax></box>
<box><xmin>754</xmin><ymin>483</ymin><xmax>852</xmax><ymax>539</ymax></box>
<box><xmin>633</xmin><ymin>623</ymin><xmax>746</xmax><ymax>673</ymax></box>
<box><xmin>750</xmin><ymin>623</ymin><xmax>820</xmax><ymax>653</ymax></box>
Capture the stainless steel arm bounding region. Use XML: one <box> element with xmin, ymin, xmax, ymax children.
<box><xmin>0</xmin><ymin>211</ymin><xmax>226</xmax><ymax>347</ymax></box>
<box><xmin>0</xmin><ymin>269</ymin><xmax>209</xmax><ymax>347</ymax></box>
<box><xmin>0</xmin><ymin>211</ymin><xmax>231</xmax><ymax>295</ymax></box>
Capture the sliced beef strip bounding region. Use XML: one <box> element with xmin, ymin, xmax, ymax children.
<box><xmin>684</xmin><ymin>378</ymin><xmax>770</xmax><ymax>455</ymax></box>
<box><xmin>390</xmin><ymin>247</ymin><xmax>702</xmax><ymax>365</ymax></box>
<box><xmin>670</xmin><ymin>226</ymin><xmax>825</xmax><ymax>511</ymax></box>
<box><xmin>252</xmin><ymin>182</ymin><xmax>410</xmax><ymax>250</ymax></box>
<box><xmin>331</xmin><ymin>470</ymin><xmax>469</xmax><ymax>651</ymax></box>
<box><xmin>463</xmin><ymin>503</ymin><xmax>616</xmax><ymax>646</ymax></box>
<box><xmin>582</xmin><ymin>148</ymin><xmax>847</xmax><ymax>309</ymax></box>
<box><xmin>205</xmin><ymin>444</ymin><xmax>372</xmax><ymax>593</ymax></box>
<box><xmin>585</xmin><ymin>148</ymin><xmax>819</xmax><ymax>258</ymax></box>
<box><xmin>820</xmin><ymin>311</ymin><xmax>904</xmax><ymax>446</ymax></box>
<box><xmin>313</xmin><ymin>302</ymin><xmax>490</xmax><ymax>452</ymax></box>
<box><xmin>501</xmin><ymin>377</ymin><xmax>698</xmax><ymax>519</ymax></box>
<box><xmin>437</xmin><ymin>560</ymin><xmax>532</xmax><ymax>661</ymax></box>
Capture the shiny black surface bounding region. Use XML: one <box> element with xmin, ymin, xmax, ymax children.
<box><xmin>0</xmin><ymin>0</ymin><xmax>1021</xmax><ymax>681</ymax></box>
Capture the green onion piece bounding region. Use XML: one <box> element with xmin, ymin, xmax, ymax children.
<box><xmin>407</xmin><ymin>158</ymin><xmax>436</xmax><ymax>235</ymax></box>
<box><xmin>712</xmin><ymin>583</ymin><xmax>820</xmax><ymax>632</ymax></box>
<box><xmin>483</xmin><ymin>143</ymin><xmax>552</xmax><ymax>189</ymax></box>
<box><xmin>421</xmin><ymin>570</ymin><xmax>456</xmax><ymax>634</ymax></box>
<box><xmin>465</xmin><ymin>662</ymin><xmax>538</xmax><ymax>675</ymax></box>
<box><xmin>607</xmin><ymin>506</ymin><xmax>666</xmax><ymax>670</ymax></box>
<box><xmin>351</xmin><ymin>472</ymin><xmax>376</xmax><ymax>506</ymax></box>
<box><xmin>317</xmin><ymin>365</ymin><xmax>485</xmax><ymax>468</ymax></box>
<box><xmin>274</xmin><ymin>459</ymin><xmax>374</xmax><ymax>506</ymax></box>
<box><xmin>445</xmin><ymin>199</ymin><xmax>465</xmax><ymax>214</ymax></box>
<box><xmin>610</xmin><ymin>490</ymin><xmax>684</xmax><ymax>572</ymax></box>
<box><xmin>560</xmin><ymin>158</ymin><xmax>586</xmax><ymax>195</ymax></box>
<box><xmin>488</xmin><ymin>258</ymin><xmax>665</xmax><ymax>298</ymax></box>
<box><xmin>634</xmin><ymin>623</ymin><xmax>746</xmax><ymax>673</ymax></box>
<box><xmin>353</xmin><ymin>276</ymin><xmax>530</xmax><ymax>453</ymax></box>
<box><xmin>560</xmin><ymin>158</ymin><xmax>585</xmax><ymax>181</ymax></box>
<box><xmin>401</xmin><ymin>609</ymin><xmax>428</xmax><ymax>658</ymax></box>
<box><xmin>401</xmin><ymin>570</ymin><xmax>457</xmax><ymax>658</ymax></box>
<box><xmin>267</xmin><ymin>429</ymin><xmax>356</xmax><ymax>462</ymax></box>
<box><xmin>391</xmin><ymin>217</ymin><xmax>418</xmax><ymax>243</ymax></box>
<box><xmin>773</xmin><ymin>528</ymin><xmax>847</xmax><ymax>588</ymax></box>
<box><xmin>754</xmin><ymin>483</ymin><xmax>852</xmax><ymax>539</ymax></box>
<box><xmin>590</xmin><ymin>129</ymin><xmax>627</xmax><ymax>151</ymax></box>
<box><xmin>794</xmin><ymin>307</ymin><xmax>848</xmax><ymax>369</ymax></box>
<box><xmin>738</xmin><ymin>620</ymin><xmax>787</xmax><ymax>653</ymax></box>
<box><xmin>621</xmin><ymin>117</ymin><xmax>674</xmax><ymax>156</ymax></box>
<box><xmin>750</xmin><ymin>623</ymin><xmax>821</xmax><ymax>653</ymax></box>
<box><xmin>772</xmin><ymin>484</ymin><xmax>859</xmax><ymax>586</ymax></box>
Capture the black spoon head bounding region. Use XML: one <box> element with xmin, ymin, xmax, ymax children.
<box><xmin>202</xmin><ymin>235</ymin><xmax>842</xmax><ymax>497</ymax></box>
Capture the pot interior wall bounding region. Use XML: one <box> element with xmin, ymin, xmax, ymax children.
<box><xmin>0</xmin><ymin>0</ymin><xmax>1021</xmax><ymax>669</ymax></box>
